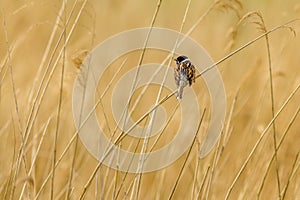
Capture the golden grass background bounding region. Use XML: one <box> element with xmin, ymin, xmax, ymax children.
<box><xmin>0</xmin><ymin>0</ymin><xmax>300</xmax><ymax>199</ymax></box>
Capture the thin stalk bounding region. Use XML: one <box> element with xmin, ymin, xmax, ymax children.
<box><xmin>168</xmin><ymin>109</ymin><xmax>206</xmax><ymax>200</ymax></box>
<box><xmin>281</xmin><ymin>151</ymin><xmax>300</xmax><ymax>199</ymax></box>
<box><xmin>196</xmin><ymin>165</ymin><xmax>211</xmax><ymax>200</ymax></box>
<box><xmin>261</xmin><ymin>16</ymin><xmax>281</xmax><ymax>199</ymax></box>
<box><xmin>51</xmin><ymin>1</ymin><xmax>67</xmax><ymax>199</ymax></box>
<box><xmin>257</xmin><ymin>106</ymin><xmax>300</xmax><ymax>198</ymax></box>
<box><xmin>2</xmin><ymin>10</ymin><xmax>30</xmax><ymax>199</ymax></box>
<box><xmin>131</xmin><ymin>0</ymin><xmax>192</xmax><ymax>199</ymax></box>
<box><xmin>225</xmin><ymin>83</ymin><xmax>300</xmax><ymax>200</ymax></box>
<box><xmin>205</xmin><ymin>130</ymin><xmax>223</xmax><ymax>200</ymax></box>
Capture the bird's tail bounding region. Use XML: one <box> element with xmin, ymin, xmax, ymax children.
<box><xmin>177</xmin><ymin>86</ymin><xmax>184</xmax><ymax>99</ymax></box>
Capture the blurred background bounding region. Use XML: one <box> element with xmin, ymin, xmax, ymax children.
<box><xmin>0</xmin><ymin>0</ymin><xmax>299</xmax><ymax>199</ymax></box>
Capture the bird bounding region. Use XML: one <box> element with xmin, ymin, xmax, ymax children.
<box><xmin>174</xmin><ymin>55</ymin><xmax>195</xmax><ymax>99</ymax></box>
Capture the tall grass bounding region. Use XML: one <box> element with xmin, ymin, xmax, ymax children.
<box><xmin>0</xmin><ymin>0</ymin><xmax>299</xmax><ymax>199</ymax></box>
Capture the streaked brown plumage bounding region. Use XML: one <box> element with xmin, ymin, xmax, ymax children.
<box><xmin>174</xmin><ymin>55</ymin><xmax>195</xmax><ymax>99</ymax></box>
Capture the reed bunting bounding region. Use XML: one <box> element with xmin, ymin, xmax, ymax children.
<box><xmin>174</xmin><ymin>55</ymin><xmax>195</xmax><ymax>99</ymax></box>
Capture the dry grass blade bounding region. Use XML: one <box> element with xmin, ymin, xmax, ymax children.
<box><xmin>227</xmin><ymin>11</ymin><xmax>297</xmax><ymax>49</ymax></box>
<box><xmin>15</xmin><ymin>4</ymin><xmax>87</xmax><ymax>194</ymax></box>
<box><xmin>2</xmin><ymin>119</ymin><xmax>16</xmax><ymax>200</ymax></box>
<box><xmin>131</xmin><ymin>0</ymin><xmax>192</xmax><ymax>198</ymax></box>
<box><xmin>2</xmin><ymin>10</ymin><xmax>31</xmax><ymax>200</ymax></box>
<box><xmin>227</xmin><ymin>11</ymin><xmax>265</xmax><ymax>50</ymax></box>
<box><xmin>2</xmin><ymin>1</ymin><xmax>300</xmax><ymax>199</ymax></box>
<box><xmin>18</xmin><ymin>117</ymin><xmax>52</xmax><ymax>199</ymax></box>
<box><xmin>196</xmin><ymin>165</ymin><xmax>210</xmax><ymax>199</ymax></box>
<box><xmin>26</xmin><ymin>0</ymin><xmax>66</xmax><ymax>110</ymax></box>
<box><xmin>50</xmin><ymin>1</ymin><xmax>67</xmax><ymax>199</ymax></box>
<box><xmin>213</xmin><ymin>0</ymin><xmax>243</xmax><ymax>18</ymax></box>
<box><xmin>23</xmin><ymin>0</ymin><xmax>82</xmax><ymax>144</ymax></box>
<box><xmin>76</xmin><ymin>21</ymin><xmax>300</xmax><ymax>197</ymax></box>
<box><xmin>127</xmin><ymin>119</ymin><xmax>149</xmax><ymax>200</ymax></box>
<box><xmin>237</xmin><ymin>11</ymin><xmax>283</xmax><ymax>198</ymax></box>
<box><xmin>263</xmin><ymin>22</ymin><xmax>282</xmax><ymax>200</ymax></box>
<box><xmin>281</xmin><ymin>151</ymin><xmax>300</xmax><ymax>199</ymax></box>
<box><xmin>102</xmin><ymin>0</ymin><xmax>245</xmax><ymax>160</ymax></box>
<box><xmin>222</xmin><ymin>89</ymin><xmax>239</xmax><ymax>150</ymax></box>
<box><xmin>66</xmin><ymin>1</ymin><xmax>98</xmax><ymax>199</ymax></box>
<box><xmin>33</xmin><ymin>55</ymin><xmax>126</xmax><ymax>199</ymax></box>
<box><xmin>114</xmin><ymin>103</ymin><xmax>178</xmax><ymax>199</ymax></box>
<box><xmin>236</xmin><ymin>11</ymin><xmax>283</xmax><ymax>199</ymax></box>
<box><xmin>168</xmin><ymin>109</ymin><xmax>206</xmax><ymax>200</ymax></box>
<box><xmin>205</xmin><ymin>129</ymin><xmax>224</xmax><ymax>199</ymax></box>
<box><xmin>199</xmin><ymin>18</ymin><xmax>300</xmax><ymax>79</ymax></box>
<box><xmin>146</xmin><ymin>102</ymin><xmax>180</xmax><ymax>156</ymax></box>
<box><xmin>113</xmin><ymin>103</ymin><xmax>178</xmax><ymax>199</ymax></box>
<box><xmin>79</xmin><ymin>1</ymin><xmax>163</xmax><ymax>198</ymax></box>
<box><xmin>227</xmin><ymin>16</ymin><xmax>299</xmax><ymax>195</ymax></box>
<box><xmin>111</xmin><ymin>19</ymin><xmax>300</xmax><ymax>155</ymax></box>
<box><xmin>282</xmin><ymin>25</ymin><xmax>297</xmax><ymax>37</ymax></box>
<box><xmin>225</xmin><ymin>83</ymin><xmax>300</xmax><ymax>200</ymax></box>
<box><xmin>0</xmin><ymin>55</ymin><xmax>9</xmax><ymax>101</ymax></box>
<box><xmin>125</xmin><ymin>0</ymin><xmax>163</xmax><ymax>126</ymax></box>
<box><xmin>35</xmin><ymin>18</ymin><xmax>299</xmax><ymax>200</ymax></box>
<box><xmin>257</xmin><ymin>106</ymin><xmax>300</xmax><ymax>198</ymax></box>
<box><xmin>191</xmin><ymin>139</ymin><xmax>201</xmax><ymax>199</ymax></box>
<box><xmin>33</xmin><ymin>1</ymin><xmax>89</xmax><ymax>199</ymax></box>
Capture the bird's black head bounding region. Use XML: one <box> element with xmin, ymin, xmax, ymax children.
<box><xmin>175</xmin><ymin>55</ymin><xmax>189</xmax><ymax>65</ymax></box>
